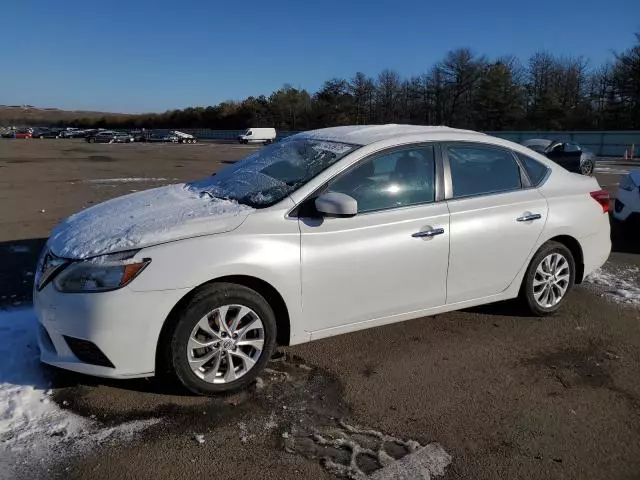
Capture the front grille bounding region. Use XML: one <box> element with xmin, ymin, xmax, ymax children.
<box><xmin>63</xmin><ymin>336</ymin><xmax>115</xmax><ymax>368</ymax></box>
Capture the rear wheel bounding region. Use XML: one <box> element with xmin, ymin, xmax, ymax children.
<box><xmin>520</xmin><ymin>241</ymin><xmax>575</xmax><ymax>316</ymax></box>
<box><xmin>581</xmin><ymin>160</ymin><xmax>595</xmax><ymax>176</ymax></box>
<box><xmin>166</xmin><ymin>283</ymin><xmax>277</xmax><ymax>395</ymax></box>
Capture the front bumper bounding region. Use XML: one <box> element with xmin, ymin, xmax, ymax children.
<box><xmin>34</xmin><ymin>282</ymin><xmax>190</xmax><ymax>379</ymax></box>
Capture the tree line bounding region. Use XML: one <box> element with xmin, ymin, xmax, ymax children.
<box><xmin>40</xmin><ymin>32</ymin><xmax>640</xmax><ymax>131</ymax></box>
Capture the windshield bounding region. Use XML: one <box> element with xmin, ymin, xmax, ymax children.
<box><xmin>189</xmin><ymin>138</ymin><xmax>359</xmax><ymax>208</ymax></box>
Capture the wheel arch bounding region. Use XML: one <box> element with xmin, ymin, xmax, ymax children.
<box><xmin>155</xmin><ymin>275</ymin><xmax>291</xmax><ymax>372</ymax></box>
<box><xmin>546</xmin><ymin>234</ymin><xmax>585</xmax><ymax>283</ymax></box>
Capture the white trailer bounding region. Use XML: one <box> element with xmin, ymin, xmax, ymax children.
<box><xmin>170</xmin><ymin>130</ymin><xmax>198</xmax><ymax>144</ymax></box>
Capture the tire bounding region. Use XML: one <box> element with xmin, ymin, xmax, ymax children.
<box><xmin>581</xmin><ymin>160</ymin><xmax>595</xmax><ymax>176</ymax></box>
<box><xmin>519</xmin><ymin>241</ymin><xmax>575</xmax><ymax>316</ymax></box>
<box><xmin>88</xmin><ymin>137</ymin><xmax>95</xmax><ymax>143</ymax></box>
<box><xmin>166</xmin><ymin>283</ymin><xmax>277</xmax><ymax>395</ymax></box>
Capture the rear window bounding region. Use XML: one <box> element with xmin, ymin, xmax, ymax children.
<box><xmin>517</xmin><ymin>153</ymin><xmax>549</xmax><ymax>186</ymax></box>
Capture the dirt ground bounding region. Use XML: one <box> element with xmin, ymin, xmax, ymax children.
<box><xmin>1</xmin><ymin>139</ymin><xmax>640</xmax><ymax>480</ymax></box>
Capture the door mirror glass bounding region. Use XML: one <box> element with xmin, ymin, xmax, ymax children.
<box><xmin>315</xmin><ymin>192</ymin><xmax>358</xmax><ymax>217</ymax></box>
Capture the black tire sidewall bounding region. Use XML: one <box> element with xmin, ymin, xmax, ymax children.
<box><xmin>170</xmin><ymin>283</ymin><xmax>277</xmax><ymax>395</ymax></box>
<box><xmin>522</xmin><ymin>241</ymin><xmax>576</xmax><ymax>316</ymax></box>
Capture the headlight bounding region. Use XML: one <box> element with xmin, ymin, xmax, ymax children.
<box><xmin>53</xmin><ymin>251</ymin><xmax>150</xmax><ymax>293</ymax></box>
<box><xmin>619</xmin><ymin>174</ymin><xmax>638</xmax><ymax>192</ymax></box>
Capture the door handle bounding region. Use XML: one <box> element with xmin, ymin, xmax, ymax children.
<box><xmin>412</xmin><ymin>227</ymin><xmax>445</xmax><ymax>238</ymax></box>
<box><xmin>516</xmin><ymin>213</ymin><xmax>542</xmax><ymax>222</ymax></box>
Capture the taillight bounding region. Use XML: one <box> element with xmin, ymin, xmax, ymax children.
<box><xmin>590</xmin><ymin>190</ymin><xmax>610</xmax><ymax>214</ymax></box>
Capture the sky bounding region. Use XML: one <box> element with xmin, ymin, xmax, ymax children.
<box><xmin>1</xmin><ymin>0</ymin><xmax>638</xmax><ymax>113</ymax></box>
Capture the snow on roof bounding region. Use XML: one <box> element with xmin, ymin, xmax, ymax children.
<box><xmin>297</xmin><ymin>124</ymin><xmax>483</xmax><ymax>145</ymax></box>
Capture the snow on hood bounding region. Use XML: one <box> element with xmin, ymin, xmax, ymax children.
<box><xmin>48</xmin><ymin>183</ymin><xmax>254</xmax><ymax>259</ymax></box>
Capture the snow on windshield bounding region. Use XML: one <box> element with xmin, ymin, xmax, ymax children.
<box><xmin>189</xmin><ymin>138</ymin><xmax>358</xmax><ymax>207</ymax></box>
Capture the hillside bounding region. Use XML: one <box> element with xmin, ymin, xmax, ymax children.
<box><xmin>0</xmin><ymin>105</ymin><xmax>131</xmax><ymax>125</ymax></box>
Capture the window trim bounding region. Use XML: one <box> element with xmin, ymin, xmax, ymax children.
<box><xmin>442</xmin><ymin>141</ymin><xmax>537</xmax><ymax>201</ymax></box>
<box><xmin>289</xmin><ymin>142</ymin><xmax>444</xmax><ymax>218</ymax></box>
<box><xmin>516</xmin><ymin>152</ymin><xmax>552</xmax><ymax>188</ymax></box>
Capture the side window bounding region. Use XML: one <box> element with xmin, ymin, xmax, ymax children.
<box><xmin>517</xmin><ymin>153</ymin><xmax>550</xmax><ymax>186</ymax></box>
<box><xmin>564</xmin><ymin>142</ymin><xmax>581</xmax><ymax>153</ymax></box>
<box><xmin>447</xmin><ymin>144</ymin><xmax>522</xmax><ymax>198</ymax></box>
<box><xmin>328</xmin><ymin>146</ymin><xmax>436</xmax><ymax>213</ymax></box>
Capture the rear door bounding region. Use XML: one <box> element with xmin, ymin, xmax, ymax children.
<box><xmin>443</xmin><ymin>142</ymin><xmax>548</xmax><ymax>304</ymax></box>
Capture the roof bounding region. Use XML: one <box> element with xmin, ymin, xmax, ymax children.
<box><xmin>297</xmin><ymin>124</ymin><xmax>483</xmax><ymax>146</ymax></box>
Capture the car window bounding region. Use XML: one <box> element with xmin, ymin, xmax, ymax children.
<box><xmin>190</xmin><ymin>138</ymin><xmax>359</xmax><ymax>208</ymax></box>
<box><xmin>517</xmin><ymin>153</ymin><xmax>549</xmax><ymax>186</ymax></box>
<box><xmin>447</xmin><ymin>144</ymin><xmax>522</xmax><ymax>198</ymax></box>
<box><xmin>327</xmin><ymin>146</ymin><xmax>436</xmax><ymax>213</ymax></box>
<box><xmin>564</xmin><ymin>142</ymin><xmax>581</xmax><ymax>153</ymax></box>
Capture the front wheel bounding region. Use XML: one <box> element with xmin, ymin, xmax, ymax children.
<box><xmin>519</xmin><ymin>241</ymin><xmax>575</xmax><ymax>316</ymax></box>
<box><xmin>167</xmin><ymin>283</ymin><xmax>277</xmax><ymax>395</ymax></box>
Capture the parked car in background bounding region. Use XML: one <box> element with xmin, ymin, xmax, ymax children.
<box><xmin>59</xmin><ymin>128</ymin><xmax>84</xmax><ymax>138</ymax></box>
<box><xmin>522</xmin><ymin>138</ymin><xmax>596</xmax><ymax>176</ymax></box>
<box><xmin>86</xmin><ymin>131</ymin><xmax>133</xmax><ymax>143</ymax></box>
<box><xmin>613</xmin><ymin>171</ymin><xmax>640</xmax><ymax>223</ymax></box>
<box><xmin>238</xmin><ymin>127</ymin><xmax>276</xmax><ymax>144</ymax></box>
<box><xmin>33</xmin><ymin>128</ymin><xmax>62</xmax><ymax>139</ymax></box>
<box><xmin>13</xmin><ymin>128</ymin><xmax>33</xmax><ymax>139</ymax></box>
<box><xmin>34</xmin><ymin>125</ymin><xmax>611</xmax><ymax>396</ymax></box>
<box><xmin>138</xmin><ymin>130</ymin><xmax>174</xmax><ymax>143</ymax></box>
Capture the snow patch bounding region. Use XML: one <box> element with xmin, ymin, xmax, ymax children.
<box><xmin>586</xmin><ymin>265</ymin><xmax>640</xmax><ymax>307</ymax></box>
<box><xmin>49</xmin><ymin>183</ymin><xmax>253</xmax><ymax>259</ymax></box>
<box><xmin>0</xmin><ymin>308</ymin><xmax>159</xmax><ymax>476</ymax></box>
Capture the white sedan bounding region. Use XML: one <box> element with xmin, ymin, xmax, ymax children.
<box><xmin>613</xmin><ymin>171</ymin><xmax>640</xmax><ymax>222</ymax></box>
<box><xmin>34</xmin><ymin>125</ymin><xmax>611</xmax><ymax>395</ymax></box>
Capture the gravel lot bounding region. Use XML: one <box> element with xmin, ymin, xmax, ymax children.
<box><xmin>1</xmin><ymin>139</ymin><xmax>640</xmax><ymax>480</ymax></box>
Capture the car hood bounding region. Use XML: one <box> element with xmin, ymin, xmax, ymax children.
<box><xmin>48</xmin><ymin>183</ymin><xmax>254</xmax><ymax>260</ymax></box>
<box><xmin>630</xmin><ymin>170</ymin><xmax>640</xmax><ymax>186</ymax></box>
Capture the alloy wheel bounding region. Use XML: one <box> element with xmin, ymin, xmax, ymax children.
<box><xmin>581</xmin><ymin>161</ymin><xmax>594</xmax><ymax>175</ymax></box>
<box><xmin>187</xmin><ymin>304</ymin><xmax>265</xmax><ymax>384</ymax></box>
<box><xmin>532</xmin><ymin>253</ymin><xmax>570</xmax><ymax>308</ymax></box>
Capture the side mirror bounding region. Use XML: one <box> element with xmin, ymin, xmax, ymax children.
<box><xmin>315</xmin><ymin>192</ymin><xmax>358</xmax><ymax>217</ymax></box>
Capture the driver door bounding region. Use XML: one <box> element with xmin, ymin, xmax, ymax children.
<box><xmin>297</xmin><ymin>144</ymin><xmax>450</xmax><ymax>339</ymax></box>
